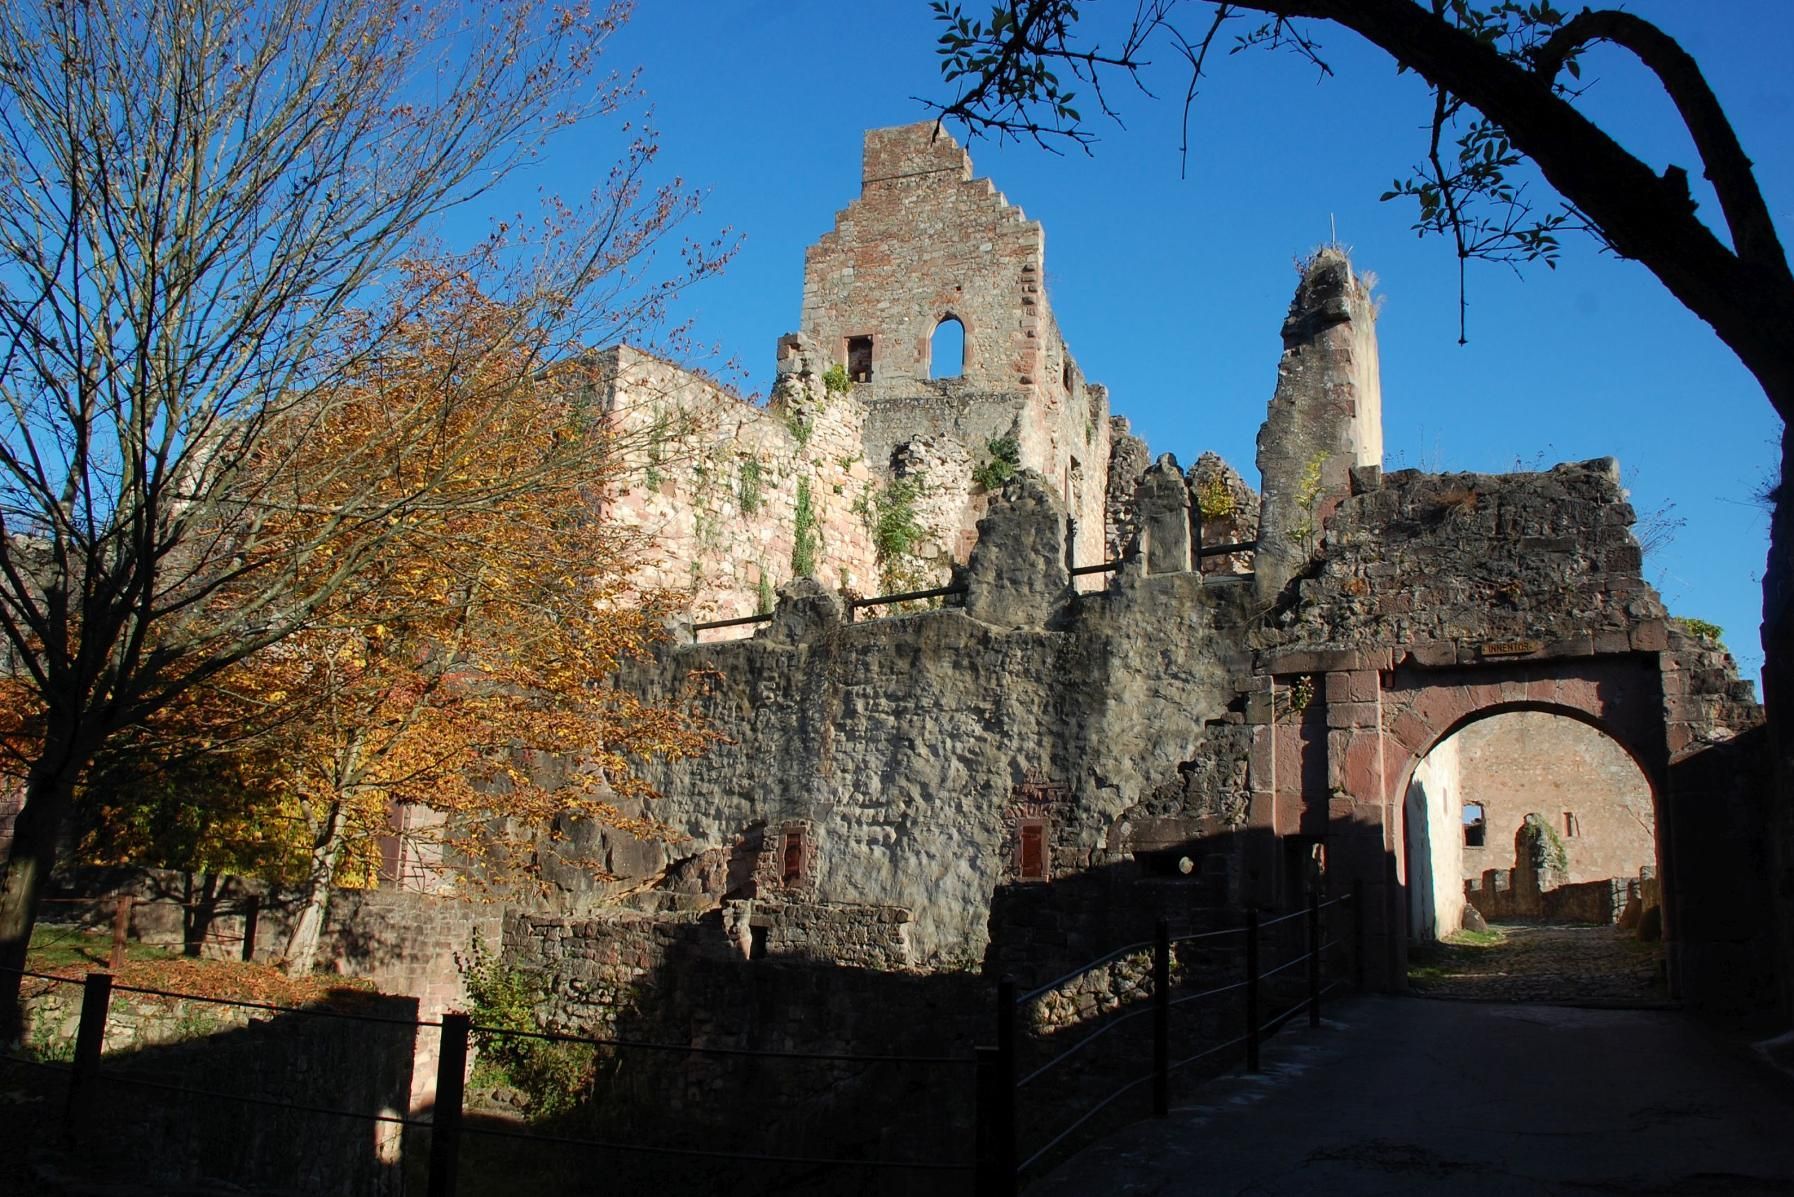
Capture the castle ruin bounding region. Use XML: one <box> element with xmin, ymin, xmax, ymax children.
<box><xmin>499</xmin><ymin>123</ymin><xmax>1770</xmax><ymax>1014</ymax></box>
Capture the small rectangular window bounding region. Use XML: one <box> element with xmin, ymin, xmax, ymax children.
<box><xmin>1463</xmin><ymin>802</ymin><xmax>1486</xmax><ymax>848</ymax></box>
<box><xmin>1564</xmin><ymin>811</ymin><xmax>1580</xmax><ymax>838</ymax></box>
<box><xmin>781</xmin><ymin>828</ymin><xmax>804</xmax><ymax>885</ymax></box>
<box><xmin>847</xmin><ymin>335</ymin><xmax>873</xmax><ymax>382</ymax></box>
<box><xmin>1017</xmin><ymin>820</ymin><xmax>1047</xmax><ymax>880</ymax></box>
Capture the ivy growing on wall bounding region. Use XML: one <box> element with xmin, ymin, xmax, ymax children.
<box><xmin>856</xmin><ymin>474</ymin><xmax>929</xmax><ymax>594</ymax></box>
<box><xmin>791</xmin><ymin>476</ymin><xmax>821</xmax><ymax>578</ymax></box>
<box><xmin>737</xmin><ymin>456</ymin><xmax>765</xmax><ymax>515</ymax></box>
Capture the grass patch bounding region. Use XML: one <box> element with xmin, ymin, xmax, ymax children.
<box><xmin>1406</xmin><ymin>925</ymin><xmax>1509</xmax><ymax>984</ymax></box>
<box><xmin>27</xmin><ymin>924</ymin><xmax>178</xmax><ymax>970</ymax></box>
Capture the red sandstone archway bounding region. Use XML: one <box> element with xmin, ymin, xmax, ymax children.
<box><xmin>1378</xmin><ymin>658</ymin><xmax>1671</xmax><ymax>951</ymax></box>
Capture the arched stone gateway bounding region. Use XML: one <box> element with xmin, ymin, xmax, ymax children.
<box><xmin>1239</xmin><ymin>457</ymin><xmax>1768</xmax><ymax>1005</ymax></box>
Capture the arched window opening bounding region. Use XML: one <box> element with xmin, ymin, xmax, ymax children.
<box><xmin>930</xmin><ymin>316</ymin><xmax>965</xmax><ymax>380</ymax></box>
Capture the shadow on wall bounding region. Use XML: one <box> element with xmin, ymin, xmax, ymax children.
<box><xmin>17</xmin><ymin>987</ymin><xmax>416</xmax><ymax>1194</ymax></box>
<box><xmin>460</xmin><ymin>834</ymin><xmax>1359</xmax><ymax>1197</ymax></box>
<box><xmin>1665</xmin><ymin>724</ymin><xmax>1778</xmax><ymax>1015</ymax></box>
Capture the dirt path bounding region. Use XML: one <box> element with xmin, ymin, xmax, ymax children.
<box><xmin>1407</xmin><ymin>921</ymin><xmax>1667</xmax><ymax>1005</ymax></box>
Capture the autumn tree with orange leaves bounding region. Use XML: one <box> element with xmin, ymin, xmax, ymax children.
<box><xmin>217</xmin><ymin>268</ymin><xmax>712</xmax><ymax>970</ymax></box>
<box><xmin>0</xmin><ymin>0</ymin><xmax>729</xmax><ymax>1032</ymax></box>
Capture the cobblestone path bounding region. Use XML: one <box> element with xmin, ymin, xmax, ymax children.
<box><xmin>1407</xmin><ymin>921</ymin><xmax>1668</xmax><ymax>1005</ymax></box>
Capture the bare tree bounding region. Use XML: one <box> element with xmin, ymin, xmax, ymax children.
<box><xmin>0</xmin><ymin>0</ymin><xmax>726</xmax><ymax>1034</ymax></box>
<box><xmin>927</xmin><ymin>0</ymin><xmax>1794</xmax><ymax>1013</ymax></box>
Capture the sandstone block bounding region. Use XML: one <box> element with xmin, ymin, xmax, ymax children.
<box><xmin>1325</xmin><ymin>700</ymin><xmax>1380</xmax><ymax>729</ymax></box>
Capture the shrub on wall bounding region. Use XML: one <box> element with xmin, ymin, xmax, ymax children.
<box><xmin>737</xmin><ymin>457</ymin><xmax>765</xmax><ymax>515</ymax></box>
<box><xmin>458</xmin><ymin>935</ymin><xmax>594</xmax><ymax>1117</ymax></box>
<box><xmin>971</xmin><ymin>436</ymin><xmax>1020</xmax><ymax>491</ymax></box>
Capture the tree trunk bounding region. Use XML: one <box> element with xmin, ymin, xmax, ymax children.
<box><xmin>1763</xmin><ymin>421</ymin><xmax>1794</xmax><ymax>1019</ymax></box>
<box><xmin>281</xmin><ymin>820</ymin><xmax>346</xmax><ymax>976</ymax></box>
<box><xmin>0</xmin><ymin>760</ymin><xmax>83</xmax><ymax>1042</ymax></box>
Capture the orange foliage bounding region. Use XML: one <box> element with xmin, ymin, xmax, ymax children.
<box><xmin>133</xmin><ymin>263</ymin><xmax>712</xmax><ymax>914</ymax></box>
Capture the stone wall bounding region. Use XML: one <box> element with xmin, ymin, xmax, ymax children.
<box><xmin>1267</xmin><ymin>458</ymin><xmax>1665</xmax><ymax>651</ymax></box>
<box><xmin>1406</xmin><ymin>731</ymin><xmax>1467</xmax><ymax>940</ymax></box>
<box><xmin>799</xmin><ymin>123</ymin><xmax>1111</xmax><ymax>581</ymax></box>
<box><xmin>615</xmin><ymin>476</ymin><xmax>1256</xmax><ymax>967</ymax></box>
<box><xmin>594</xmin><ymin>345</ymin><xmax>879</xmax><ymax>627</ymax></box>
<box><xmin>1191</xmin><ymin>451</ymin><xmax>1261</xmax><ymax>575</ymax></box>
<box><xmin>497</xmin><ymin>905</ymin><xmax>984</xmax><ymax>1187</ymax></box>
<box><xmin>44</xmin><ymin>868</ymin><xmax>502</xmax><ymax>1104</ymax></box>
<box><xmin>1466</xmin><ymin>869</ymin><xmax>1630</xmax><ymax>924</ymax></box>
<box><xmin>1455</xmin><ymin>711</ymin><xmax>1655</xmax><ymax>885</ymax></box>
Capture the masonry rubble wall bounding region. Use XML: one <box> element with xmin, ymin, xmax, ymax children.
<box><xmin>612</xmin><ymin>475</ymin><xmax>1257</xmax><ymax>969</ymax></box>
<box><xmin>42</xmin><ymin>867</ymin><xmax>502</xmax><ymax>1106</ymax></box>
<box><xmin>1265</xmin><ymin>458</ymin><xmax>1666</xmax><ymax>652</ymax></box>
<box><xmin>1455</xmin><ymin>711</ymin><xmax>1656</xmax><ymax>885</ymax></box>
<box><xmin>1104</xmin><ymin>415</ymin><xmax>1151</xmax><ymax>560</ymax></box>
<box><xmin>1465</xmin><ymin>867</ymin><xmax>1632</xmax><ymax>925</ymax></box>
<box><xmin>1190</xmin><ymin>451</ymin><xmax>1261</xmax><ymax>575</ymax></box>
<box><xmin>495</xmin><ymin>905</ymin><xmax>983</xmax><ymax>1186</ymax></box>
<box><xmin>25</xmin><ymin>984</ymin><xmax>415</xmax><ymax>1195</ymax></box>
<box><xmin>594</xmin><ymin>345</ymin><xmax>879</xmax><ymax>626</ymax></box>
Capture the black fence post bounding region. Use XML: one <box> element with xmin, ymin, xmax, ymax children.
<box><xmin>1152</xmin><ymin>919</ymin><xmax>1170</xmax><ymax>1117</ymax></box>
<box><xmin>241</xmin><ymin>895</ymin><xmax>260</xmax><ymax>963</ymax></box>
<box><xmin>65</xmin><ymin>970</ymin><xmax>112</xmax><ymax>1138</ymax></box>
<box><xmin>1308</xmin><ymin>884</ymin><xmax>1322</xmax><ymax>1028</ymax></box>
<box><xmin>1245</xmin><ymin>908</ymin><xmax>1260</xmax><ymax>1074</ymax></box>
<box><xmin>974</xmin><ymin>1045</ymin><xmax>1002</xmax><ymax>1195</ymax></box>
<box><xmin>994</xmin><ymin>976</ymin><xmax>1017</xmax><ymax>1195</ymax></box>
<box><xmin>1352</xmin><ymin>879</ymin><xmax>1366</xmax><ymax>991</ymax></box>
<box><xmin>428</xmin><ymin>1012</ymin><xmax>469</xmax><ymax>1197</ymax></box>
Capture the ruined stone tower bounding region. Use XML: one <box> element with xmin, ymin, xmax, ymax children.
<box><xmin>1254</xmin><ymin>248</ymin><xmax>1384</xmax><ymax>599</ymax></box>
<box><xmin>795</xmin><ymin>122</ymin><xmax>1112</xmax><ymax>572</ymax></box>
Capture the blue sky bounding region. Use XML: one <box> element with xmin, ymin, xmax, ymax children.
<box><xmin>490</xmin><ymin>1</ymin><xmax>1791</xmax><ymax>680</ymax></box>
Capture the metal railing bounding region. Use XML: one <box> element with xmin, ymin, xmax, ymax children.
<box><xmin>690</xmin><ymin>537</ymin><xmax>1259</xmax><ymax>635</ymax></box>
<box><xmin>972</xmin><ymin>880</ymin><xmax>1361</xmax><ymax>1194</ymax></box>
